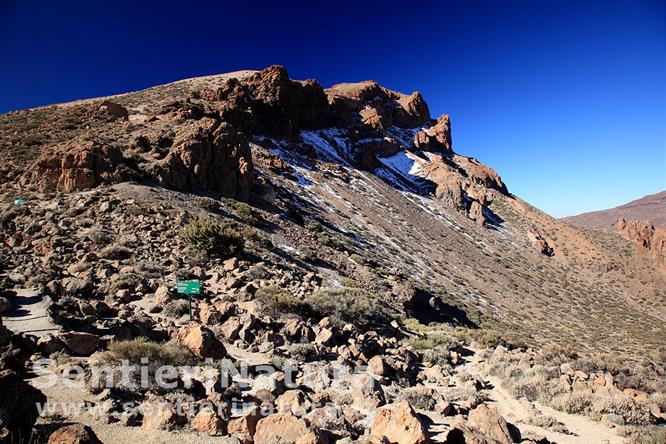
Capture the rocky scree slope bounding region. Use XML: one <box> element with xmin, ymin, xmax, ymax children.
<box><xmin>1</xmin><ymin>65</ymin><xmax>666</xmax><ymax>443</ymax></box>
<box><xmin>1</xmin><ymin>65</ymin><xmax>665</xmax><ymax>359</ymax></box>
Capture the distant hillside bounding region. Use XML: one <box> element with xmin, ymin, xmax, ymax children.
<box><xmin>563</xmin><ymin>191</ymin><xmax>666</xmax><ymax>230</ymax></box>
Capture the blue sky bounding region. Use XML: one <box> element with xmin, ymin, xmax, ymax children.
<box><xmin>1</xmin><ymin>0</ymin><xmax>664</xmax><ymax>217</ymax></box>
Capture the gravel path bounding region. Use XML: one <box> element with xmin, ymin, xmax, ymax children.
<box><xmin>4</xmin><ymin>287</ymin><xmax>61</xmax><ymax>337</ymax></box>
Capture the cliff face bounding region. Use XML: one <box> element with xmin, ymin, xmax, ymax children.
<box><xmin>8</xmin><ymin>65</ymin><xmax>506</xmax><ymax>225</ymax></box>
<box><xmin>618</xmin><ymin>218</ymin><xmax>666</xmax><ymax>271</ymax></box>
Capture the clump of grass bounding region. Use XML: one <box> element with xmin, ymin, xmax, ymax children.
<box><xmin>287</xmin><ymin>343</ymin><xmax>319</xmax><ymax>362</ymax></box>
<box><xmin>456</xmin><ymin>328</ymin><xmax>516</xmax><ymax>349</ymax></box>
<box><xmin>182</xmin><ymin>216</ymin><xmax>244</xmax><ymax>259</ymax></box>
<box><xmin>96</xmin><ymin>337</ymin><xmax>195</xmax><ymax>366</ymax></box>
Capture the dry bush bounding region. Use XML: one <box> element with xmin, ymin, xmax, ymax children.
<box><xmin>95</xmin><ymin>337</ymin><xmax>195</xmax><ymax>366</ymax></box>
<box><xmin>524</xmin><ymin>415</ymin><xmax>571</xmax><ymax>434</ymax></box>
<box><xmin>306</xmin><ymin>286</ymin><xmax>393</xmax><ymax>330</ymax></box>
<box><xmin>591</xmin><ymin>396</ymin><xmax>652</xmax><ymax>425</ymax></box>
<box><xmin>255</xmin><ymin>285</ymin><xmax>309</xmax><ymax>318</ymax></box>
<box><xmin>182</xmin><ymin>216</ymin><xmax>244</xmax><ymax>259</ymax></box>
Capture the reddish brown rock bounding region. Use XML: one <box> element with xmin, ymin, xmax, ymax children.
<box><xmin>228</xmin><ymin>407</ymin><xmax>263</xmax><ymax>441</ymax></box>
<box><xmin>618</xmin><ymin>218</ymin><xmax>666</xmax><ymax>270</ymax></box>
<box><xmin>140</xmin><ymin>396</ymin><xmax>188</xmax><ymax>430</ymax></box>
<box><xmin>21</xmin><ymin>141</ymin><xmax>133</xmax><ymax>192</ymax></box>
<box><xmin>149</xmin><ymin>120</ymin><xmax>253</xmax><ymax>200</ymax></box>
<box><xmin>174</xmin><ymin>323</ymin><xmax>227</xmax><ymax>359</ymax></box>
<box><xmin>467</xmin><ymin>404</ymin><xmax>515</xmax><ymax>444</ymax></box>
<box><xmin>370</xmin><ymin>400</ymin><xmax>429</xmax><ymax>444</ymax></box>
<box><xmin>254</xmin><ymin>413</ymin><xmax>323</xmax><ymax>444</ymax></box>
<box><xmin>191</xmin><ymin>407</ymin><xmax>227</xmax><ymax>436</ymax></box>
<box><xmin>414</xmin><ymin>114</ymin><xmax>452</xmax><ymax>153</ymax></box>
<box><xmin>47</xmin><ymin>423</ymin><xmax>101</xmax><ymax>444</ymax></box>
<box><xmin>56</xmin><ymin>331</ymin><xmax>100</xmax><ymax>356</ymax></box>
<box><xmin>98</xmin><ymin>100</ymin><xmax>129</xmax><ymax>121</ymax></box>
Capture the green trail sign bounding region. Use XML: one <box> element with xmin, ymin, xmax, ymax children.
<box><xmin>177</xmin><ymin>280</ymin><xmax>201</xmax><ymax>295</ymax></box>
<box><xmin>176</xmin><ymin>280</ymin><xmax>201</xmax><ymax>320</ymax></box>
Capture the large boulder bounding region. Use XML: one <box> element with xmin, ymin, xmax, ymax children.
<box><xmin>174</xmin><ymin>323</ymin><xmax>227</xmax><ymax>359</ymax></box>
<box><xmin>467</xmin><ymin>404</ymin><xmax>516</xmax><ymax>444</ymax></box>
<box><xmin>370</xmin><ymin>400</ymin><xmax>429</xmax><ymax>444</ymax></box>
<box><xmin>56</xmin><ymin>331</ymin><xmax>100</xmax><ymax>356</ymax></box>
<box><xmin>98</xmin><ymin>100</ymin><xmax>129</xmax><ymax>121</ymax></box>
<box><xmin>191</xmin><ymin>407</ymin><xmax>227</xmax><ymax>436</ymax></box>
<box><xmin>140</xmin><ymin>396</ymin><xmax>187</xmax><ymax>431</ymax></box>
<box><xmin>228</xmin><ymin>407</ymin><xmax>263</xmax><ymax>441</ymax></box>
<box><xmin>254</xmin><ymin>413</ymin><xmax>323</xmax><ymax>444</ymax></box>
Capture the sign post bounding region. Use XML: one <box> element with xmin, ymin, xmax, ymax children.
<box><xmin>176</xmin><ymin>280</ymin><xmax>201</xmax><ymax>321</ymax></box>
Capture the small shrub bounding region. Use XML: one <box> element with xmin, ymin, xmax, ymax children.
<box><xmin>197</xmin><ymin>197</ymin><xmax>221</xmax><ymax>213</ymax></box>
<box><xmin>306</xmin><ymin>286</ymin><xmax>393</xmax><ymax>330</ymax></box>
<box><xmin>233</xmin><ymin>201</ymin><xmax>258</xmax><ymax>224</ymax></box>
<box><xmin>96</xmin><ymin>337</ymin><xmax>195</xmax><ymax>366</ymax></box>
<box><xmin>255</xmin><ymin>285</ymin><xmax>309</xmax><ymax>318</ymax></box>
<box><xmin>525</xmin><ymin>415</ymin><xmax>571</xmax><ymax>434</ymax></box>
<box><xmin>399</xmin><ymin>387</ymin><xmax>443</xmax><ymax>411</ymax></box>
<box><xmin>349</xmin><ymin>253</ymin><xmax>365</xmax><ymax>265</ymax></box>
<box><xmin>300</xmin><ymin>248</ymin><xmax>317</xmax><ymax>262</ymax></box>
<box><xmin>287</xmin><ymin>343</ymin><xmax>319</xmax><ymax>362</ymax></box>
<box><xmin>182</xmin><ymin>216</ymin><xmax>244</xmax><ymax>259</ymax></box>
<box><xmin>461</xmin><ymin>328</ymin><xmax>511</xmax><ymax>348</ymax></box>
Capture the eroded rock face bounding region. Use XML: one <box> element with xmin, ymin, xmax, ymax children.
<box><xmin>326</xmin><ymin>80</ymin><xmax>431</xmax><ymax>131</ymax></box>
<box><xmin>414</xmin><ymin>114</ymin><xmax>452</xmax><ymax>153</ymax></box>
<box><xmin>618</xmin><ymin>218</ymin><xmax>666</xmax><ymax>270</ymax></box>
<box><xmin>148</xmin><ymin>120</ymin><xmax>253</xmax><ymax>200</ymax></box>
<box><xmin>207</xmin><ymin>65</ymin><xmax>332</xmax><ymax>138</ymax></box>
<box><xmin>21</xmin><ymin>141</ymin><xmax>134</xmax><ymax>192</ymax></box>
<box><xmin>528</xmin><ymin>227</ymin><xmax>554</xmax><ymax>257</ymax></box>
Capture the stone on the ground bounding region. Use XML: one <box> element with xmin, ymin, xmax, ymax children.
<box><xmin>174</xmin><ymin>323</ymin><xmax>227</xmax><ymax>359</ymax></box>
<box><xmin>47</xmin><ymin>423</ymin><xmax>102</xmax><ymax>444</ymax></box>
<box><xmin>370</xmin><ymin>400</ymin><xmax>429</xmax><ymax>444</ymax></box>
<box><xmin>467</xmin><ymin>404</ymin><xmax>515</xmax><ymax>444</ymax></box>
<box><xmin>56</xmin><ymin>331</ymin><xmax>100</xmax><ymax>356</ymax></box>
<box><xmin>191</xmin><ymin>407</ymin><xmax>227</xmax><ymax>436</ymax></box>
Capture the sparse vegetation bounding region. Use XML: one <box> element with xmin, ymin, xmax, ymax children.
<box><xmin>182</xmin><ymin>216</ymin><xmax>244</xmax><ymax>259</ymax></box>
<box><xmin>95</xmin><ymin>337</ymin><xmax>195</xmax><ymax>366</ymax></box>
<box><xmin>255</xmin><ymin>285</ymin><xmax>310</xmax><ymax>317</ymax></box>
<box><xmin>306</xmin><ymin>286</ymin><xmax>393</xmax><ymax>330</ymax></box>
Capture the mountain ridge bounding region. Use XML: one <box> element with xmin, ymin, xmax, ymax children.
<box><xmin>563</xmin><ymin>190</ymin><xmax>666</xmax><ymax>231</ymax></box>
